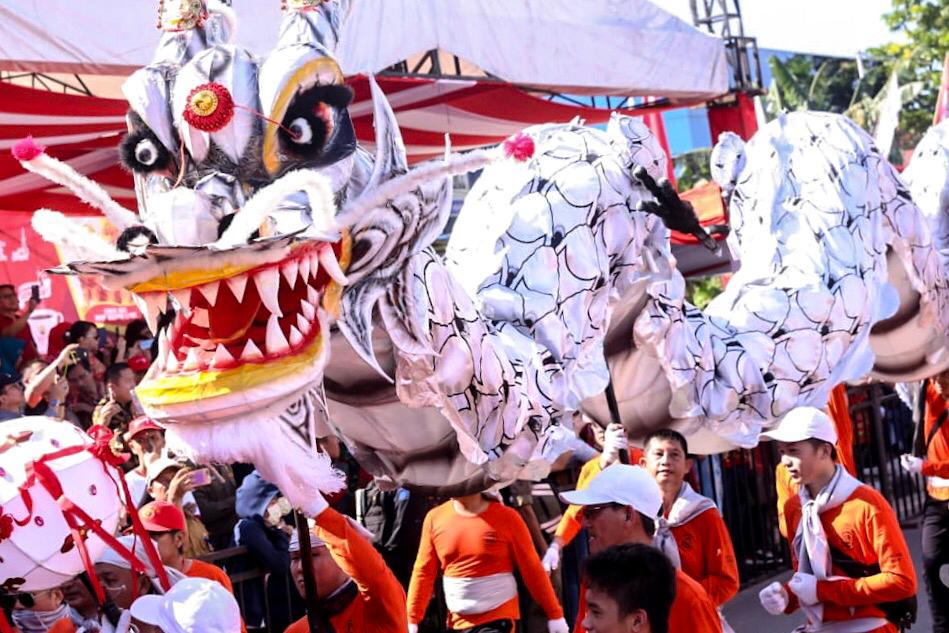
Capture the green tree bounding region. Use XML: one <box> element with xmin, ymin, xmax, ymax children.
<box><xmin>673</xmin><ymin>148</ymin><xmax>712</xmax><ymax>191</ymax></box>
<box><xmin>872</xmin><ymin>0</ymin><xmax>949</xmax><ymax>148</ymax></box>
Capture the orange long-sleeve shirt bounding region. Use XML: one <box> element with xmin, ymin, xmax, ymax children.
<box><xmin>667</xmin><ymin>506</ymin><xmax>739</xmax><ymax>606</ymax></box>
<box><xmin>554</xmin><ymin>448</ymin><xmax>645</xmax><ymax>544</ymax></box>
<box><xmin>285</xmin><ymin>507</ymin><xmax>406</xmax><ymax>633</ymax></box>
<box><xmin>407</xmin><ymin>500</ymin><xmax>563</xmax><ymax>629</ymax></box>
<box><xmin>776</xmin><ymin>385</ymin><xmax>857</xmax><ymax>537</ymax></box>
<box><xmin>782</xmin><ymin>485</ymin><xmax>916</xmax><ymax>632</ymax></box>
<box><xmin>923</xmin><ymin>382</ymin><xmax>949</xmax><ymax>500</ymax></box>
<box><xmin>576</xmin><ymin>568</ymin><xmax>720</xmax><ymax>632</ymax></box>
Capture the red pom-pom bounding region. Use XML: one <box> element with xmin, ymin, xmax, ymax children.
<box><xmin>183</xmin><ymin>83</ymin><xmax>235</xmax><ymax>132</ymax></box>
<box><xmin>12</xmin><ymin>136</ymin><xmax>46</xmax><ymax>162</ymax></box>
<box><xmin>502</xmin><ymin>133</ymin><xmax>535</xmax><ymax>162</ymax></box>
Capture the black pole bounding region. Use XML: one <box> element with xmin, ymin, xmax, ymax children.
<box><xmin>295</xmin><ymin>510</ymin><xmax>327</xmax><ymax>633</ymax></box>
<box><xmin>605</xmin><ymin>379</ymin><xmax>630</xmax><ymax>465</ymax></box>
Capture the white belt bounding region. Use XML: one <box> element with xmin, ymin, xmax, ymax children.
<box><xmin>795</xmin><ymin>617</ymin><xmax>888</xmax><ymax>632</ymax></box>
<box><xmin>442</xmin><ymin>572</ymin><xmax>518</xmax><ymax>616</ymax></box>
<box><xmin>928</xmin><ymin>475</ymin><xmax>949</xmax><ymax>488</ymax></box>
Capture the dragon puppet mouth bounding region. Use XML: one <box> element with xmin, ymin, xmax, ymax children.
<box><xmin>126</xmin><ymin>235</ymin><xmax>350</xmax><ymax>410</ymax></box>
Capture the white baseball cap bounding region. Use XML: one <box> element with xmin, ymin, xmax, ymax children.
<box><xmin>559</xmin><ymin>464</ymin><xmax>662</xmax><ymax>518</ymax></box>
<box><xmin>130</xmin><ymin>577</ymin><xmax>240</xmax><ymax>633</ymax></box>
<box><xmin>760</xmin><ymin>407</ymin><xmax>837</xmax><ymax>444</ymax></box>
<box><xmin>145</xmin><ymin>454</ymin><xmax>181</xmax><ymax>486</ymax></box>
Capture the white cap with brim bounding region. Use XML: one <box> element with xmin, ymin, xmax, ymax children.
<box><xmin>559</xmin><ymin>464</ymin><xmax>662</xmax><ymax>519</ymax></box>
<box><xmin>760</xmin><ymin>407</ymin><xmax>837</xmax><ymax>445</ymax></box>
<box><xmin>288</xmin><ymin>518</ymin><xmax>324</xmax><ymax>553</ymax></box>
<box><xmin>131</xmin><ymin>577</ymin><xmax>241</xmax><ymax>633</ymax></box>
<box><xmin>145</xmin><ymin>455</ymin><xmax>181</xmax><ymax>487</ymax></box>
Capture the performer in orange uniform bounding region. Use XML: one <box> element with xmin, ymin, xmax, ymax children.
<box><xmin>775</xmin><ymin>384</ymin><xmax>857</xmax><ymax>537</ymax></box>
<box><xmin>641</xmin><ymin>428</ymin><xmax>739</xmax><ymax>608</ymax></box>
<box><xmin>759</xmin><ymin>408</ymin><xmax>917</xmax><ymax>633</ymax></box>
<box><xmin>560</xmin><ymin>464</ymin><xmax>722</xmax><ymax>633</ymax></box>
<box><xmin>284</xmin><ymin>494</ymin><xmax>406</xmax><ymax>633</ymax></box>
<box><xmin>542</xmin><ymin>422</ymin><xmax>645</xmax><ymax>572</ymax></box>
<box><xmin>407</xmin><ymin>493</ymin><xmax>567</xmax><ymax>633</ymax></box>
<box><xmin>900</xmin><ymin>369</ymin><xmax>949</xmax><ymax>632</ymax></box>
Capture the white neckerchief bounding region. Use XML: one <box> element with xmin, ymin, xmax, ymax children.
<box><xmin>653</xmin><ymin>482</ymin><xmax>718</xmax><ymax>569</ymax></box>
<box><xmin>792</xmin><ymin>465</ymin><xmax>887</xmax><ymax>632</ymax></box>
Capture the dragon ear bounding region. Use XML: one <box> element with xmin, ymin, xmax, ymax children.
<box><xmin>710</xmin><ymin>131</ymin><xmax>747</xmax><ymax>197</ymax></box>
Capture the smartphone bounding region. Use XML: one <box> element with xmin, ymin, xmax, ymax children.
<box><xmin>139</xmin><ymin>338</ymin><xmax>154</xmax><ymax>351</ymax></box>
<box><xmin>191</xmin><ymin>468</ymin><xmax>212</xmax><ymax>487</ymax></box>
<box><xmin>30</xmin><ymin>285</ymin><xmax>39</xmax><ymax>303</ymax></box>
<box><xmin>98</xmin><ymin>328</ymin><xmax>109</xmax><ymax>348</ymax></box>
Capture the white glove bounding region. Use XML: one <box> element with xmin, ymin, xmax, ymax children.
<box><xmin>758</xmin><ymin>581</ymin><xmax>789</xmax><ymax>615</ymax></box>
<box><xmin>408</xmin><ymin>624</ymin><xmax>419</xmax><ymax>633</ymax></box>
<box><xmin>599</xmin><ymin>423</ymin><xmax>627</xmax><ymax>467</ymax></box>
<box><xmin>789</xmin><ymin>572</ymin><xmax>819</xmax><ymax>606</ymax></box>
<box><xmin>542</xmin><ymin>542</ymin><xmax>562</xmax><ymax>572</ymax></box>
<box><xmin>900</xmin><ymin>454</ymin><xmax>924</xmax><ymax>475</ymax></box>
<box><xmin>301</xmin><ymin>490</ymin><xmax>329</xmax><ymax>518</ymax></box>
<box><xmin>547</xmin><ymin>617</ymin><xmax>569</xmax><ymax>633</ymax></box>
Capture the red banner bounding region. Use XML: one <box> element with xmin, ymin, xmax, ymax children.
<box><xmin>0</xmin><ymin>211</ymin><xmax>140</xmax><ymax>356</ymax></box>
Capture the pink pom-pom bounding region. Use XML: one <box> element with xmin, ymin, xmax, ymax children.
<box><xmin>12</xmin><ymin>137</ymin><xmax>46</xmax><ymax>162</ymax></box>
<box><xmin>502</xmin><ymin>133</ymin><xmax>535</xmax><ymax>162</ymax></box>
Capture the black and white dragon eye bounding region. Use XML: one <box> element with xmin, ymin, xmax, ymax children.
<box><xmin>288</xmin><ymin>117</ymin><xmax>314</xmax><ymax>145</ymax></box>
<box><xmin>135</xmin><ymin>139</ymin><xmax>159</xmax><ymax>166</ymax></box>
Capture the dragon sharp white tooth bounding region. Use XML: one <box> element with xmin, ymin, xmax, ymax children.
<box><xmin>226</xmin><ymin>274</ymin><xmax>249</xmax><ymax>303</ymax></box>
<box><xmin>183</xmin><ymin>347</ymin><xmax>201</xmax><ymax>371</ymax></box>
<box><xmin>281</xmin><ymin>259</ymin><xmax>299</xmax><ymax>288</ymax></box>
<box><xmin>300</xmin><ymin>299</ymin><xmax>316</xmax><ymax>321</ymax></box>
<box><xmin>306</xmin><ymin>285</ymin><xmax>320</xmax><ymax>305</ymax></box>
<box><xmin>309</xmin><ymin>252</ymin><xmax>321</xmax><ymax>280</ymax></box>
<box><xmin>298</xmin><ymin>255</ymin><xmax>310</xmax><ymax>283</ymax></box>
<box><xmin>318</xmin><ymin>244</ymin><xmax>349</xmax><ymax>285</ymax></box>
<box><xmin>265</xmin><ymin>313</ymin><xmax>290</xmax><ymax>355</ymax></box>
<box><xmin>255</xmin><ymin>267</ymin><xmax>283</xmax><ymax>317</ymax></box>
<box><xmin>288</xmin><ymin>325</ymin><xmax>304</xmax><ymax>348</ymax></box>
<box><xmin>197</xmin><ymin>280</ymin><xmax>220</xmax><ymax>306</ymax></box>
<box><xmin>211</xmin><ymin>344</ymin><xmax>234</xmax><ymax>368</ymax></box>
<box><xmin>241</xmin><ymin>339</ymin><xmax>263</xmax><ymax>361</ymax></box>
<box><xmin>134</xmin><ymin>292</ymin><xmax>166</xmax><ymax>335</ymax></box>
<box><xmin>296</xmin><ymin>313</ymin><xmax>312</xmax><ymax>335</ymax></box>
<box><xmin>170</xmin><ymin>288</ymin><xmax>193</xmax><ymax>317</ymax></box>
<box><xmin>166</xmin><ymin>349</ymin><xmax>180</xmax><ymax>373</ymax></box>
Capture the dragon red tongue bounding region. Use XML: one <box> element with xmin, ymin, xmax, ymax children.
<box><xmin>207</xmin><ymin>277</ymin><xmax>262</xmax><ymax>343</ymax></box>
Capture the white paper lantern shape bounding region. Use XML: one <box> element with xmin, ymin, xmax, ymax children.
<box><xmin>0</xmin><ymin>417</ymin><xmax>122</xmax><ymax>592</ymax></box>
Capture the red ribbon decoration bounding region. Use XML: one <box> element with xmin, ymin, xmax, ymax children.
<box><xmin>16</xmin><ymin>426</ymin><xmax>171</xmax><ymax>605</ymax></box>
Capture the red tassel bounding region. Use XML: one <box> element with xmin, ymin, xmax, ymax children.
<box><xmin>12</xmin><ymin>136</ymin><xmax>46</xmax><ymax>162</ymax></box>
<box><xmin>502</xmin><ymin>133</ymin><xmax>535</xmax><ymax>162</ymax></box>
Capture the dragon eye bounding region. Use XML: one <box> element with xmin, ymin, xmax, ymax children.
<box><xmin>289</xmin><ymin>118</ymin><xmax>313</xmax><ymax>145</ymax></box>
<box><xmin>135</xmin><ymin>139</ymin><xmax>159</xmax><ymax>166</ymax></box>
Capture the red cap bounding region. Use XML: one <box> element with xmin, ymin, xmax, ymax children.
<box><xmin>128</xmin><ymin>354</ymin><xmax>152</xmax><ymax>372</ymax></box>
<box><xmin>139</xmin><ymin>501</ymin><xmax>186</xmax><ymax>533</ymax></box>
<box><xmin>124</xmin><ymin>416</ymin><xmax>164</xmax><ymax>442</ymax></box>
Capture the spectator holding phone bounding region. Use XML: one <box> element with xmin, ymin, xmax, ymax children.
<box><xmin>0</xmin><ymin>283</ymin><xmax>38</xmax><ymax>369</ymax></box>
<box><xmin>92</xmin><ymin>362</ymin><xmax>138</xmax><ymax>437</ymax></box>
<box><xmin>22</xmin><ymin>343</ymin><xmax>80</xmax><ymax>418</ymax></box>
<box><xmin>64</xmin><ymin>321</ymin><xmax>106</xmax><ymax>381</ymax></box>
<box><xmin>146</xmin><ymin>455</ymin><xmax>211</xmax><ymax>557</ymax></box>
